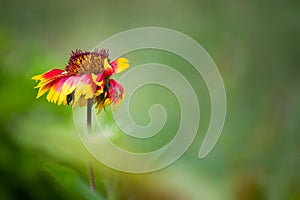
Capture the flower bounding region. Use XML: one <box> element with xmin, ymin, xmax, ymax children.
<box><xmin>32</xmin><ymin>49</ymin><xmax>129</xmax><ymax>113</ymax></box>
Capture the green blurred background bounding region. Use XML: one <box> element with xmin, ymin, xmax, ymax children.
<box><xmin>0</xmin><ymin>0</ymin><xmax>299</xmax><ymax>199</ymax></box>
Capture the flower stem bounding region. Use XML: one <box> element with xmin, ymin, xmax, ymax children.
<box><xmin>87</xmin><ymin>98</ymin><xmax>96</xmax><ymax>191</ymax></box>
<box><xmin>87</xmin><ymin>99</ymin><xmax>92</xmax><ymax>130</ymax></box>
<box><xmin>88</xmin><ymin>160</ymin><xmax>95</xmax><ymax>191</ymax></box>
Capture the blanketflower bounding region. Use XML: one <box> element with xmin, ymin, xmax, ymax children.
<box><xmin>32</xmin><ymin>49</ymin><xmax>129</xmax><ymax>113</ymax></box>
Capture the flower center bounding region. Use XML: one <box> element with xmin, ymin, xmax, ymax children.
<box><xmin>66</xmin><ymin>49</ymin><xmax>109</xmax><ymax>75</ymax></box>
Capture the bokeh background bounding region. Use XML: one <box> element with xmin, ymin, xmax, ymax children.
<box><xmin>0</xmin><ymin>0</ymin><xmax>299</xmax><ymax>199</ymax></box>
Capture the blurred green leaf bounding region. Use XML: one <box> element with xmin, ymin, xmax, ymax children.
<box><xmin>45</xmin><ymin>163</ymin><xmax>105</xmax><ymax>200</ymax></box>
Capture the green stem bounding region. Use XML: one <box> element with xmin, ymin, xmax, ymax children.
<box><xmin>87</xmin><ymin>98</ymin><xmax>95</xmax><ymax>191</ymax></box>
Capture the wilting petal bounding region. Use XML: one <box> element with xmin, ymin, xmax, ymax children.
<box><xmin>95</xmin><ymin>95</ymin><xmax>112</xmax><ymax>114</ymax></box>
<box><xmin>58</xmin><ymin>77</ymin><xmax>79</xmax><ymax>105</ymax></box>
<box><xmin>34</xmin><ymin>72</ymin><xmax>69</xmax><ymax>90</ymax></box>
<box><xmin>32</xmin><ymin>68</ymin><xmax>65</xmax><ymax>81</ymax></box>
<box><xmin>46</xmin><ymin>77</ymin><xmax>68</xmax><ymax>105</ymax></box>
<box><xmin>91</xmin><ymin>73</ymin><xmax>104</xmax><ymax>87</ymax></box>
<box><xmin>33</xmin><ymin>68</ymin><xmax>69</xmax><ymax>99</ymax></box>
<box><xmin>34</xmin><ymin>75</ymin><xmax>70</xmax><ymax>100</ymax></box>
<box><xmin>93</xmin><ymin>73</ymin><xmax>104</xmax><ymax>96</ymax></box>
<box><xmin>110</xmin><ymin>58</ymin><xmax>129</xmax><ymax>74</ymax></box>
<box><xmin>73</xmin><ymin>74</ymin><xmax>97</xmax><ymax>107</ymax></box>
<box><xmin>61</xmin><ymin>76</ymin><xmax>80</xmax><ymax>96</ymax></box>
<box><xmin>109</xmin><ymin>79</ymin><xmax>124</xmax><ymax>111</ymax></box>
<box><xmin>103</xmin><ymin>58</ymin><xmax>112</xmax><ymax>71</ymax></box>
<box><xmin>36</xmin><ymin>87</ymin><xmax>50</xmax><ymax>99</ymax></box>
<box><xmin>95</xmin><ymin>86</ymin><xmax>104</xmax><ymax>96</ymax></box>
<box><xmin>102</xmin><ymin>58</ymin><xmax>114</xmax><ymax>76</ymax></box>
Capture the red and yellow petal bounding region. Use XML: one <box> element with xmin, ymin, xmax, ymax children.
<box><xmin>33</xmin><ymin>69</ymin><xmax>69</xmax><ymax>100</ymax></box>
<box><xmin>110</xmin><ymin>58</ymin><xmax>129</xmax><ymax>74</ymax></box>
<box><xmin>108</xmin><ymin>79</ymin><xmax>125</xmax><ymax>111</ymax></box>
<box><xmin>95</xmin><ymin>96</ymin><xmax>112</xmax><ymax>114</ymax></box>
<box><xmin>72</xmin><ymin>74</ymin><xmax>98</xmax><ymax>107</ymax></box>
<box><xmin>46</xmin><ymin>77</ymin><xmax>69</xmax><ymax>105</ymax></box>
<box><xmin>61</xmin><ymin>76</ymin><xmax>80</xmax><ymax>96</ymax></box>
<box><xmin>35</xmin><ymin>74</ymin><xmax>69</xmax><ymax>96</ymax></box>
<box><xmin>36</xmin><ymin>83</ymin><xmax>53</xmax><ymax>98</ymax></box>
<box><xmin>32</xmin><ymin>68</ymin><xmax>65</xmax><ymax>81</ymax></box>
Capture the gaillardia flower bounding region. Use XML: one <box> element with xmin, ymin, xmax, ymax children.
<box><xmin>32</xmin><ymin>49</ymin><xmax>129</xmax><ymax>113</ymax></box>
